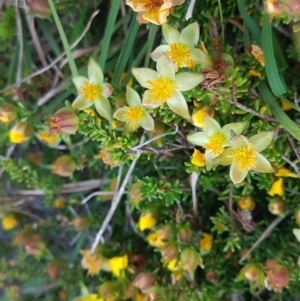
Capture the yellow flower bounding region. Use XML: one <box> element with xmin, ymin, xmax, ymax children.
<box><xmin>188</xmin><ymin>116</ymin><xmax>246</xmax><ymax>171</ymax></box>
<box><xmin>218</xmin><ymin>132</ymin><xmax>274</xmax><ymax>184</ymax></box>
<box><xmin>249</xmin><ymin>69</ymin><xmax>262</xmax><ymax>79</ymax></box>
<box><xmin>268</xmin><ymin>178</ymin><xmax>284</xmax><ymax>197</ymax></box>
<box><xmin>167</xmin><ymin>259</ymin><xmax>180</xmax><ymax>272</ymax></box>
<box><xmin>147</xmin><ymin>232</ymin><xmax>164</xmax><ymax>248</ymax></box>
<box><xmin>2</xmin><ymin>215</ymin><xmax>18</xmax><ymax>230</ymax></box>
<box><xmin>53</xmin><ymin>197</ymin><xmax>65</xmax><ymax>209</ymax></box>
<box><xmin>251</xmin><ymin>45</ymin><xmax>265</xmax><ymax>67</ymax></box>
<box><xmin>150</xmin><ymin>23</ymin><xmax>212</xmax><ymax>70</ymax></box>
<box><xmin>238</xmin><ymin>196</ymin><xmax>255</xmax><ymax>210</ymax></box>
<box><xmin>199</xmin><ymin>233</ymin><xmax>213</xmax><ymax>251</ymax></box>
<box><xmin>72</xmin><ymin>294</ymin><xmax>102</xmax><ymax>301</ymax></box>
<box><xmin>114</xmin><ymin>86</ymin><xmax>154</xmax><ymax>133</ymax></box>
<box><xmin>9</xmin><ymin>122</ymin><xmax>33</xmax><ymax>144</ymax></box>
<box><xmin>132</xmin><ymin>55</ymin><xmax>205</xmax><ymax>120</ymax></box>
<box><xmin>72</xmin><ymin>58</ymin><xmax>113</xmax><ymax>121</ymax></box>
<box><xmin>108</xmin><ymin>255</ymin><xmax>128</xmax><ymax>277</ymax></box>
<box><xmin>275</xmin><ymin>167</ymin><xmax>298</xmax><ymax>178</ymax></box>
<box><xmin>126</xmin><ymin>0</ymin><xmax>184</xmax><ymax>25</ymax></box>
<box><xmin>191</xmin><ymin>149</ymin><xmax>205</xmax><ymax>167</ymax></box>
<box><xmin>135</xmin><ymin>293</ymin><xmax>145</xmax><ymax>301</ymax></box>
<box><xmin>138</xmin><ymin>212</ymin><xmax>157</xmax><ymax>231</ymax></box>
<box><xmin>0</xmin><ymin>103</ymin><xmax>17</xmax><ymax>123</ymax></box>
<box><xmin>80</xmin><ymin>250</ymin><xmax>106</xmax><ymax>276</ymax></box>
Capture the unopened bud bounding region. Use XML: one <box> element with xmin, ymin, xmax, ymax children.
<box><xmin>177</xmin><ymin>226</ymin><xmax>192</xmax><ymax>244</ymax></box>
<box><xmin>268</xmin><ymin>198</ymin><xmax>285</xmax><ymax>216</ymax></box>
<box><xmin>9</xmin><ymin>122</ymin><xmax>33</xmax><ymax>144</ymax></box>
<box><xmin>25</xmin><ymin>234</ymin><xmax>45</xmax><ymax>256</ymax></box>
<box><xmin>48</xmin><ymin>108</ymin><xmax>79</xmax><ymax>135</ymax></box>
<box><xmin>46</xmin><ymin>261</ymin><xmax>60</xmax><ymax>278</ymax></box>
<box><xmin>70</xmin><ymin>217</ymin><xmax>90</xmax><ymax>230</ymax></box>
<box><xmin>52</xmin><ymin>155</ymin><xmax>76</xmax><ymax>177</ymax></box>
<box><xmin>0</xmin><ymin>103</ymin><xmax>17</xmax><ymax>123</ymax></box>
<box><xmin>161</xmin><ymin>243</ymin><xmax>178</xmax><ymax>262</ymax></box>
<box><xmin>130</xmin><ymin>183</ymin><xmax>143</xmax><ymax>206</ymax></box>
<box><xmin>264</xmin><ymin>0</ymin><xmax>284</xmax><ymax>18</ymax></box>
<box><xmin>265</xmin><ymin>264</ymin><xmax>290</xmax><ymax>292</ymax></box>
<box><xmin>98</xmin><ymin>281</ymin><xmax>119</xmax><ymax>299</ymax></box>
<box><xmin>206</xmin><ymin>270</ymin><xmax>218</xmax><ymax>283</ymax></box>
<box><xmin>295</xmin><ymin>209</ymin><xmax>300</xmax><ymax>224</ymax></box>
<box><xmin>238</xmin><ymin>195</ymin><xmax>255</xmax><ymax>210</ymax></box>
<box><xmin>243</xmin><ymin>263</ymin><xmax>263</xmax><ymax>282</ymax></box>
<box><xmin>28</xmin><ymin>0</ymin><xmax>51</xmax><ymax>19</ymax></box>
<box><xmin>180</xmin><ymin>248</ymin><xmax>203</xmax><ymax>279</ymax></box>
<box><xmin>133</xmin><ymin>272</ymin><xmax>156</xmax><ymax>291</ymax></box>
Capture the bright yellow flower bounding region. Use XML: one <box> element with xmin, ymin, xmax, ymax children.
<box><xmin>108</xmin><ymin>255</ymin><xmax>128</xmax><ymax>277</ymax></box>
<box><xmin>191</xmin><ymin>149</ymin><xmax>205</xmax><ymax>167</ymax></box>
<box><xmin>126</xmin><ymin>0</ymin><xmax>184</xmax><ymax>25</ymax></box>
<box><xmin>147</xmin><ymin>232</ymin><xmax>164</xmax><ymax>248</ymax></box>
<box><xmin>251</xmin><ymin>45</ymin><xmax>265</xmax><ymax>67</ymax></box>
<box><xmin>2</xmin><ymin>215</ymin><xmax>18</xmax><ymax>230</ymax></box>
<box><xmin>268</xmin><ymin>178</ymin><xmax>284</xmax><ymax>197</ymax></box>
<box><xmin>72</xmin><ymin>294</ymin><xmax>102</xmax><ymax>301</ymax></box>
<box><xmin>249</xmin><ymin>69</ymin><xmax>262</xmax><ymax>79</ymax></box>
<box><xmin>138</xmin><ymin>212</ymin><xmax>157</xmax><ymax>231</ymax></box>
<box><xmin>199</xmin><ymin>233</ymin><xmax>213</xmax><ymax>251</ymax></box>
<box><xmin>281</xmin><ymin>100</ymin><xmax>293</xmax><ymax>111</ymax></box>
<box><xmin>167</xmin><ymin>259</ymin><xmax>180</xmax><ymax>272</ymax></box>
<box><xmin>37</xmin><ymin>130</ymin><xmax>61</xmax><ymax>147</ymax></box>
<box><xmin>275</xmin><ymin>167</ymin><xmax>298</xmax><ymax>178</ymax></box>
<box><xmin>134</xmin><ymin>293</ymin><xmax>145</xmax><ymax>301</ymax></box>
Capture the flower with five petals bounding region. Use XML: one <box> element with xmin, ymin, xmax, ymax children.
<box><xmin>151</xmin><ymin>23</ymin><xmax>212</xmax><ymax>70</ymax></box>
<box><xmin>114</xmin><ymin>85</ymin><xmax>154</xmax><ymax>133</ymax></box>
<box><xmin>187</xmin><ymin>116</ymin><xmax>246</xmax><ymax>170</ymax></box>
<box><xmin>72</xmin><ymin>58</ymin><xmax>113</xmax><ymax>121</ymax></box>
<box><xmin>132</xmin><ymin>55</ymin><xmax>205</xmax><ymax>120</ymax></box>
<box><xmin>218</xmin><ymin>132</ymin><xmax>275</xmax><ymax>184</ymax></box>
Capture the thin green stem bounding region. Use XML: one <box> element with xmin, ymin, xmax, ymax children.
<box><xmin>217</xmin><ymin>0</ymin><xmax>224</xmax><ymax>42</ymax></box>
<box><xmin>47</xmin><ymin>0</ymin><xmax>78</xmax><ymax>77</ymax></box>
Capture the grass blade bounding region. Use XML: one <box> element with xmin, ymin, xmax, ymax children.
<box><xmin>258</xmin><ymin>82</ymin><xmax>300</xmax><ymax>142</ymax></box>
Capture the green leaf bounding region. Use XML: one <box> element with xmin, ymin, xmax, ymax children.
<box><xmin>258</xmin><ymin>82</ymin><xmax>300</xmax><ymax>142</ymax></box>
<box><xmin>262</xmin><ymin>14</ymin><xmax>287</xmax><ymax>96</ymax></box>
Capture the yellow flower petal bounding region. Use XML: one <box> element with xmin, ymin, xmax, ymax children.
<box><xmin>268</xmin><ymin>178</ymin><xmax>284</xmax><ymax>197</ymax></box>
<box><xmin>199</xmin><ymin>233</ymin><xmax>213</xmax><ymax>251</ymax></box>
<box><xmin>138</xmin><ymin>212</ymin><xmax>157</xmax><ymax>231</ymax></box>
<box><xmin>251</xmin><ymin>45</ymin><xmax>265</xmax><ymax>67</ymax></box>
<box><xmin>108</xmin><ymin>255</ymin><xmax>128</xmax><ymax>277</ymax></box>
<box><xmin>275</xmin><ymin>167</ymin><xmax>298</xmax><ymax>178</ymax></box>
<box><xmin>191</xmin><ymin>149</ymin><xmax>205</xmax><ymax>167</ymax></box>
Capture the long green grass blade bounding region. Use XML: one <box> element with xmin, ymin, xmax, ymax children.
<box><xmin>144</xmin><ymin>24</ymin><xmax>159</xmax><ymax>68</ymax></box>
<box><xmin>112</xmin><ymin>16</ymin><xmax>139</xmax><ymax>85</ymax></box>
<box><xmin>262</xmin><ymin>14</ymin><xmax>286</xmax><ymax>96</ymax></box>
<box><xmin>237</xmin><ymin>0</ymin><xmax>261</xmax><ymax>44</ymax></box>
<box><xmin>258</xmin><ymin>82</ymin><xmax>300</xmax><ymax>142</ymax></box>
<box><xmin>98</xmin><ymin>0</ymin><xmax>122</xmax><ymax>70</ymax></box>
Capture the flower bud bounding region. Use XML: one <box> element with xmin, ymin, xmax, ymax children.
<box><xmin>53</xmin><ymin>197</ymin><xmax>65</xmax><ymax>209</ymax></box>
<box><xmin>70</xmin><ymin>217</ymin><xmax>90</xmax><ymax>230</ymax></box>
<box><xmin>295</xmin><ymin>209</ymin><xmax>300</xmax><ymax>224</ymax></box>
<box><xmin>138</xmin><ymin>211</ymin><xmax>157</xmax><ymax>231</ymax></box>
<box><xmin>52</xmin><ymin>155</ymin><xmax>76</xmax><ymax>177</ymax></box>
<box><xmin>238</xmin><ymin>196</ymin><xmax>255</xmax><ymax>210</ymax></box>
<box><xmin>9</xmin><ymin>122</ymin><xmax>33</xmax><ymax>144</ymax></box>
<box><xmin>264</xmin><ymin>0</ymin><xmax>284</xmax><ymax>18</ymax></box>
<box><xmin>0</xmin><ymin>103</ymin><xmax>17</xmax><ymax>123</ymax></box>
<box><xmin>48</xmin><ymin>108</ymin><xmax>79</xmax><ymax>135</ymax></box>
<box><xmin>206</xmin><ymin>270</ymin><xmax>218</xmax><ymax>283</ymax></box>
<box><xmin>133</xmin><ymin>272</ymin><xmax>156</xmax><ymax>291</ymax></box>
<box><xmin>80</xmin><ymin>250</ymin><xmax>108</xmax><ymax>276</ymax></box>
<box><xmin>24</xmin><ymin>234</ymin><xmax>45</xmax><ymax>256</ymax></box>
<box><xmin>268</xmin><ymin>198</ymin><xmax>285</xmax><ymax>216</ymax></box>
<box><xmin>58</xmin><ymin>290</ymin><xmax>68</xmax><ymax>300</ymax></box>
<box><xmin>130</xmin><ymin>182</ymin><xmax>143</xmax><ymax>206</ymax></box>
<box><xmin>161</xmin><ymin>243</ymin><xmax>178</xmax><ymax>262</ymax></box>
<box><xmin>98</xmin><ymin>281</ymin><xmax>119</xmax><ymax>300</ymax></box>
<box><xmin>242</xmin><ymin>263</ymin><xmax>263</xmax><ymax>282</ymax></box>
<box><xmin>180</xmin><ymin>248</ymin><xmax>203</xmax><ymax>279</ymax></box>
<box><xmin>265</xmin><ymin>264</ymin><xmax>290</xmax><ymax>292</ymax></box>
<box><xmin>2</xmin><ymin>215</ymin><xmax>18</xmax><ymax>230</ymax></box>
<box><xmin>46</xmin><ymin>261</ymin><xmax>60</xmax><ymax>278</ymax></box>
<box><xmin>177</xmin><ymin>226</ymin><xmax>192</xmax><ymax>244</ymax></box>
<box><xmin>28</xmin><ymin>0</ymin><xmax>51</xmax><ymax>19</ymax></box>
<box><xmin>147</xmin><ymin>225</ymin><xmax>171</xmax><ymax>248</ymax></box>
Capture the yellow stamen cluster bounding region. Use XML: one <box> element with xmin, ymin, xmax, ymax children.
<box><xmin>147</xmin><ymin>76</ymin><xmax>176</xmax><ymax>105</ymax></box>
<box><xmin>229</xmin><ymin>144</ymin><xmax>257</xmax><ymax>172</ymax></box>
<box><xmin>80</xmin><ymin>81</ymin><xmax>102</xmax><ymax>102</ymax></box>
<box><xmin>122</xmin><ymin>107</ymin><xmax>144</xmax><ymax>124</ymax></box>
<box><xmin>204</xmin><ymin>132</ymin><xmax>227</xmax><ymax>156</ymax></box>
<box><xmin>166</xmin><ymin>43</ymin><xmax>193</xmax><ymax>68</ymax></box>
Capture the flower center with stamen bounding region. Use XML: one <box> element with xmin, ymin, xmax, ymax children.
<box><xmin>204</xmin><ymin>132</ymin><xmax>227</xmax><ymax>157</ymax></box>
<box><xmin>80</xmin><ymin>81</ymin><xmax>102</xmax><ymax>102</ymax></box>
<box><xmin>166</xmin><ymin>43</ymin><xmax>192</xmax><ymax>69</ymax></box>
<box><xmin>146</xmin><ymin>76</ymin><xmax>176</xmax><ymax>105</ymax></box>
<box><xmin>122</xmin><ymin>107</ymin><xmax>144</xmax><ymax>124</ymax></box>
<box><xmin>229</xmin><ymin>143</ymin><xmax>257</xmax><ymax>172</ymax></box>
